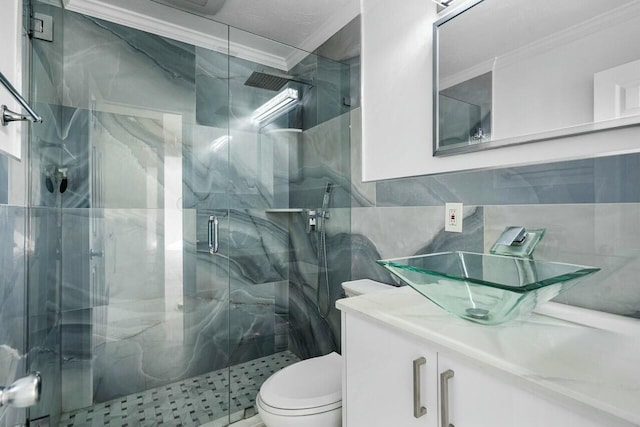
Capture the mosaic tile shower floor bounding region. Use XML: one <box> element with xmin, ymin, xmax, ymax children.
<box><xmin>58</xmin><ymin>351</ymin><xmax>300</xmax><ymax>427</ymax></box>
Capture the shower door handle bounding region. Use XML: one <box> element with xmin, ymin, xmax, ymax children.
<box><xmin>208</xmin><ymin>215</ymin><xmax>219</xmax><ymax>254</ymax></box>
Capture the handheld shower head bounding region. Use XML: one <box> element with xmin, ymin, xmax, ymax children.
<box><xmin>321</xmin><ymin>182</ymin><xmax>332</xmax><ymax>211</ymax></box>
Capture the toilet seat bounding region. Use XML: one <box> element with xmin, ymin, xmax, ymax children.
<box><xmin>257</xmin><ymin>393</ymin><xmax>342</xmax><ymax>417</ymax></box>
<box><xmin>258</xmin><ymin>352</ymin><xmax>342</xmax><ymax>411</ymax></box>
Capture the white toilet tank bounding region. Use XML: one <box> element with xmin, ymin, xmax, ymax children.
<box><xmin>341</xmin><ymin>279</ymin><xmax>394</xmax><ymax>297</ymax></box>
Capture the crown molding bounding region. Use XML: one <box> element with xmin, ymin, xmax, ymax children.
<box><xmin>64</xmin><ymin>0</ymin><xmax>289</xmax><ymax>69</ymax></box>
<box><xmin>494</xmin><ymin>1</ymin><xmax>640</xmax><ymax>71</ymax></box>
<box><xmin>440</xmin><ymin>2</ymin><xmax>640</xmax><ymax>86</ymax></box>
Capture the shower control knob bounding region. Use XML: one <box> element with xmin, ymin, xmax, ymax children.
<box><xmin>90</xmin><ymin>249</ymin><xmax>103</xmax><ymax>258</ymax></box>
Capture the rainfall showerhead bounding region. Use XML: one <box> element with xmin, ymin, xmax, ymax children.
<box><xmin>244</xmin><ymin>71</ymin><xmax>313</xmax><ymax>91</ymax></box>
<box><xmin>245</xmin><ymin>72</ymin><xmax>289</xmax><ymax>91</ymax></box>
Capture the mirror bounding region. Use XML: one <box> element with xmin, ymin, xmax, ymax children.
<box><xmin>434</xmin><ymin>0</ymin><xmax>640</xmax><ymax>156</ymax></box>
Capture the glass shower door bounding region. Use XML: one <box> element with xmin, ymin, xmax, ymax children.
<box><xmin>28</xmin><ymin>5</ymin><xmax>235</xmax><ymax>426</ymax></box>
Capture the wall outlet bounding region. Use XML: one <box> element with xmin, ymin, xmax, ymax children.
<box><xmin>445</xmin><ymin>203</ymin><xmax>463</xmax><ymax>233</ymax></box>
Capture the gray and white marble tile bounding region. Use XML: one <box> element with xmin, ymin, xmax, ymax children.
<box><xmin>196</xmin><ymin>47</ymin><xmax>229</xmax><ymax>128</ymax></box>
<box><xmin>376</xmin><ymin>152</ymin><xmax>640</xmax><ymax>208</ymax></box>
<box><xmin>287</xmin><ymin>207</ymin><xmax>352</xmax><ymax>358</ymax></box>
<box><xmin>227</xmin><ymin>209</ymin><xmax>289</xmax><ymax>364</ymax></box>
<box><xmin>62</xmin><ymin>11</ymin><xmax>196</xmax><ymax>118</ymax></box>
<box><xmin>350</xmin><ymin>206</ymin><xmax>484</xmax><ymax>286</ymax></box>
<box><xmin>315</xmin><ymin>55</ymin><xmax>350</xmax><ymax>127</ymax></box>
<box><xmin>182</xmin><ymin>124</ymin><xmax>229</xmax><ymax>210</ymax></box>
<box><xmin>30</xmin><ymin>104</ymin><xmax>90</xmax><ymax>208</ymax></box>
<box><xmin>290</xmin><ymin>112</ymin><xmax>351</xmax><ymax>209</ymax></box>
<box><xmin>314</xmin><ymin>16</ymin><xmax>361</xmax><ymax>110</ymax></box>
<box><xmin>593</xmin><ymin>154</ymin><xmax>640</xmax><ymax>203</ymax></box>
<box><xmin>84</xmin><ymin>206</ymin><xmax>298</xmax><ymax>402</ymax></box>
<box><xmin>93</xmin><ymin>112</ymin><xmax>170</xmax><ymax>209</ymax></box>
<box><xmin>484</xmin><ymin>204</ymin><xmax>640</xmax><ymax>317</ymax></box>
<box><xmin>375</xmin><ymin>158</ymin><xmax>598</xmax><ymax>207</ymax></box>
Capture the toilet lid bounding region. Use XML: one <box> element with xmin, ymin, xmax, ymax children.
<box><xmin>259</xmin><ymin>352</ymin><xmax>342</xmax><ymax>410</ymax></box>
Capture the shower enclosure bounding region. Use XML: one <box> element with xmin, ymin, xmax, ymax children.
<box><xmin>17</xmin><ymin>1</ymin><xmax>353</xmax><ymax>426</ymax></box>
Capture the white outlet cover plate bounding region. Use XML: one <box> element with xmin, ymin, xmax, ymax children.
<box><xmin>445</xmin><ymin>203</ymin><xmax>463</xmax><ymax>233</ymax></box>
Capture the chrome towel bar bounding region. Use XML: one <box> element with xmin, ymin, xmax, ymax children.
<box><xmin>0</xmin><ymin>71</ymin><xmax>42</xmax><ymax>126</ymax></box>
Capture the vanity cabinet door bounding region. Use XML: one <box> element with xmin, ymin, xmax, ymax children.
<box><xmin>437</xmin><ymin>351</ymin><xmax>633</xmax><ymax>427</ymax></box>
<box><xmin>343</xmin><ymin>313</ymin><xmax>438</xmax><ymax>427</ymax></box>
<box><xmin>437</xmin><ymin>351</ymin><xmax>520</xmax><ymax>427</ymax></box>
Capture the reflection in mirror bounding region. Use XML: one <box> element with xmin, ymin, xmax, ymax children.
<box><xmin>434</xmin><ymin>0</ymin><xmax>640</xmax><ymax>156</ymax></box>
<box><xmin>439</xmin><ymin>71</ymin><xmax>492</xmax><ymax>146</ymax></box>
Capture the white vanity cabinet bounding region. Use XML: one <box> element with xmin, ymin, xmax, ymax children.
<box><xmin>343</xmin><ymin>313</ymin><xmax>438</xmax><ymax>427</ymax></box>
<box><xmin>436</xmin><ymin>351</ymin><xmax>627</xmax><ymax>427</ymax></box>
<box><xmin>342</xmin><ymin>309</ymin><xmax>637</xmax><ymax>427</ymax></box>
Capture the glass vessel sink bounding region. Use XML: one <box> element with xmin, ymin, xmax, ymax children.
<box><xmin>377</xmin><ymin>251</ymin><xmax>600</xmax><ymax>325</ymax></box>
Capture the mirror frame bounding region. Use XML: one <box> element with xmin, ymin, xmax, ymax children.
<box><xmin>432</xmin><ymin>0</ymin><xmax>640</xmax><ymax>157</ymax></box>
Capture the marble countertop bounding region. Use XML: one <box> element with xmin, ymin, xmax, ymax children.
<box><xmin>337</xmin><ymin>287</ymin><xmax>640</xmax><ymax>426</ymax></box>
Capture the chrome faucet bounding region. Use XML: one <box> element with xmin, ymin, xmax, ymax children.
<box><xmin>494</xmin><ymin>226</ymin><xmax>527</xmax><ymax>246</ymax></box>
<box><xmin>491</xmin><ymin>226</ymin><xmax>546</xmax><ymax>258</ymax></box>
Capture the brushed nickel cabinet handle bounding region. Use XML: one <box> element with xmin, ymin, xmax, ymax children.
<box><xmin>440</xmin><ymin>369</ymin><xmax>455</xmax><ymax>427</ymax></box>
<box><xmin>413</xmin><ymin>357</ymin><xmax>427</xmax><ymax>418</ymax></box>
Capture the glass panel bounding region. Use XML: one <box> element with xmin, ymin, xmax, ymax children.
<box><xmin>28</xmin><ymin>5</ymin><xmax>233</xmax><ymax>426</ymax></box>
<box><xmin>0</xmin><ymin>206</ymin><xmax>27</xmax><ymax>427</ymax></box>
<box><xmin>226</xmin><ymin>26</ymin><xmax>352</xmax><ymax>420</ymax></box>
<box><xmin>27</xmin><ymin>0</ymin><xmax>66</xmax><ymax>424</ymax></box>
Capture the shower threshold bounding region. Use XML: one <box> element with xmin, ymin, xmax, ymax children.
<box><xmin>58</xmin><ymin>351</ymin><xmax>300</xmax><ymax>427</ymax></box>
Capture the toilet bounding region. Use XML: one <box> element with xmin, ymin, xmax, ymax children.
<box><xmin>256</xmin><ymin>279</ymin><xmax>393</xmax><ymax>427</ymax></box>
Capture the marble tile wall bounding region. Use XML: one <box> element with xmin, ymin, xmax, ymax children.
<box><xmin>314</xmin><ymin>15</ymin><xmax>360</xmax><ymax>108</ymax></box>
<box><xmin>61</xmin><ymin>12</ymin><xmax>196</xmax><ymax>116</ymax></box>
<box><xmin>284</xmin><ymin>110</ymin><xmax>353</xmax><ymax>358</ymax></box>
<box><xmin>289</xmin><ymin>112</ymin><xmax>351</xmax><ymax>209</ymax></box>
<box><xmin>349</xmin><ymin>106</ymin><xmax>640</xmax><ymax>319</ymax></box>
<box><xmin>291</xmin><ymin>55</ymin><xmax>350</xmax><ymax>130</ymax></box>
<box><xmin>286</xmin><ymin>207</ymin><xmax>352</xmax><ymax>358</ymax></box>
